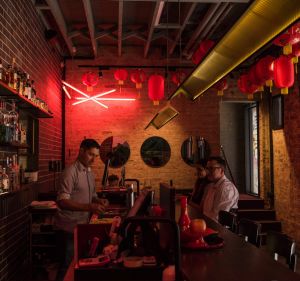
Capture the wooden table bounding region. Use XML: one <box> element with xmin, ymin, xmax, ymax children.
<box><xmin>64</xmin><ymin>204</ymin><xmax>300</xmax><ymax>281</ymax></box>
<box><xmin>181</xmin><ymin>204</ymin><xmax>300</xmax><ymax>281</ymax></box>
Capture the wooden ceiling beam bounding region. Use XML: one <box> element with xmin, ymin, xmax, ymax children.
<box><xmin>144</xmin><ymin>0</ymin><xmax>164</xmax><ymax>58</ymax></box>
<box><xmin>82</xmin><ymin>0</ymin><xmax>98</xmax><ymax>58</ymax></box>
<box><xmin>118</xmin><ymin>0</ymin><xmax>124</xmax><ymax>56</ymax></box>
<box><xmin>45</xmin><ymin>0</ymin><xmax>74</xmax><ymax>55</ymax></box>
<box><xmin>169</xmin><ymin>3</ymin><xmax>197</xmax><ymax>55</ymax></box>
<box><xmin>182</xmin><ymin>3</ymin><xmax>220</xmax><ymax>55</ymax></box>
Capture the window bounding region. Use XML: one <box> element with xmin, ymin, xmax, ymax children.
<box><xmin>245</xmin><ymin>104</ymin><xmax>259</xmax><ymax>195</ymax></box>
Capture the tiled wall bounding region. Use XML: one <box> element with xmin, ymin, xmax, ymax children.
<box><xmin>0</xmin><ymin>1</ymin><xmax>62</xmax><ymax>280</ymax></box>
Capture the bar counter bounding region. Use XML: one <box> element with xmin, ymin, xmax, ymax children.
<box><xmin>64</xmin><ymin>203</ymin><xmax>300</xmax><ymax>281</ymax></box>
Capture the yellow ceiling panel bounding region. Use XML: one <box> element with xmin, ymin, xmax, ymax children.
<box><xmin>169</xmin><ymin>0</ymin><xmax>300</xmax><ymax>101</ymax></box>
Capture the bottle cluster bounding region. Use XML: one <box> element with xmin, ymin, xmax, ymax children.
<box><xmin>0</xmin><ymin>101</ymin><xmax>27</xmax><ymax>145</ymax></box>
<box><xmin>0</xmin><ymin>58</ymin><xmax>49</xmax><ymax>112</ymax></box>
<box><xmin>0</xmin><ymin>153</ymin><xmax>23</xmax><ymax>194</ymax></box>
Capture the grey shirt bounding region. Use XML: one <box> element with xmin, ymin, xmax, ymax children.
<box><xmin>55</xmin><ymin>160</ymin><xmax>97</xmax><ymax>233</ymax></box>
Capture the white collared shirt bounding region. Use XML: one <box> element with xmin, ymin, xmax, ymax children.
<box><xmin>201</xmin><ymin>175</ymin><xmax>239</xmax><ymax>222</ymax></box>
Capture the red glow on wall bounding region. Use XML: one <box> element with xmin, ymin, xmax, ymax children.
<box><xmin>62</xmin><ymin>81</ymin><xmax>136</xmax><ymax>109</ymax></box>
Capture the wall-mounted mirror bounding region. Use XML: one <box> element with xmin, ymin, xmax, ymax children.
<box><xmin>141</xmin><ymin>136</ymin><xmax>171</xmax><ymax>168</ymax></box>
<box><xmin>181</xmin><ymin>136</ymin><xmax>210</xmax><ymax>166</ymax></box>
<box><xmin>100</xmin><ymin>136</ymin><xmax>130</xmax><ymax>168</ymax></box>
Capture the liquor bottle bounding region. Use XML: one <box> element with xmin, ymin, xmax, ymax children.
<box><xmin>12</xmin><ymin>58</ymin><xmax>18</xmax><ymax>90</ymax></box>
<box><xmin>178</xmin><ymin>196</ymin><xmax>191</xmax><ymax>232</ymax></box>
<box><xmin>7</xmin><ymin>64</ymin><xmax>14</xmax><ymax>88</ymax></box>
<box><xmin>31</xmin><ymin>80</ymin><xmax>36</xmax><ymax>100</ymax></box>
<box><xmin>2</xmin><ymin>167</ymin><xmax>9</xmax><ymax>192</ymax></box>
<box><xmin>0</xmin><ymin>60</ymin><xmax>4</xmax><ymax>82</ymax></box>
<box><xmin>24</xmin><ymin>74</ymin><xmax>31</xmax><ymax>98</ymax></box>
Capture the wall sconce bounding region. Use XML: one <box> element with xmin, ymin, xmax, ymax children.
<box><xmin>145</xmin><ymin>103</ymin><xmax>179</xmax><ymax>130</ymax></box>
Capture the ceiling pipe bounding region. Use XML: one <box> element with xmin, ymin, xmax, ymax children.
<box><xmin>186</xmin><ymin>3</ymin><xmax>231</xmax><ymax>60</ymax></box>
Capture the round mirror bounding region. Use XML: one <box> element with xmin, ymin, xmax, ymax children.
<box><xmin>100</xmin><ymin>136</ymin><xmax>130</xmax><ymax>168</ymax></box>
<box><xmin>181</xmin><ymin>136</ymin><xmax>210</xmax><ymax>166</ymax></box>
<box><xmin>140</xmin><ymin>136</ymin><xmax>171</xmax><ymax>168</ymax></box>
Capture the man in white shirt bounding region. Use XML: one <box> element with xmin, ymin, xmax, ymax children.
<box><xmin>200</xmin><ymin>156</ymin><xmax>239</xmax><ymax>222</ymax></box>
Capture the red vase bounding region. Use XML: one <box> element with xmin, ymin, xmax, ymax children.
<box><xmin>178</xmin><ymin>196</ymin><xmax>191</xmax><ymax>231</ymax></box>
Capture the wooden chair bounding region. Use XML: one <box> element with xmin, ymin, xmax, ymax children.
<box><xmin>218</xmin><ymin>210</ymin><xmax>237</xmax><ymax>233</ymax></box>
<box><xmin>266</xmin><ymin>230</ymin><xmax>297</xmax><ymax>272</ymax></box>
<box><xmin>237</xmin><ymin>218</ymin><xmax>262</xmax><ymax>247</ymax></box>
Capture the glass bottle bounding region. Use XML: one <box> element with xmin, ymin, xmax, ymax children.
<box><xmin>2</xmin><ymin>167</ymin><xmax>9</xmax><ymax>192</ymax></box>
<box><xmin>7</xmin><ymin>65</ymin><xmax>14</xmax><ymax>88</ymax></box>
<box><xmin>0</xmin><ymin>60</ymin><xmax>4</xmax><ymax>82</ymax></box>
<box><xmin>31</xmin><ymin>80</ymin><xmax>36</xmax><ymax>100</ymax></box>
<box><xmin>178</xmin><ymin>196</ymin><xmax>191</xmax><ymax>232</ymax></box>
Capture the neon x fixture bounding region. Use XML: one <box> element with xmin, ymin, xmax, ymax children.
<box><xmin>62</xmin><ymin>81</ymin><xmax>135</xmax><ymax>109</ymax></box>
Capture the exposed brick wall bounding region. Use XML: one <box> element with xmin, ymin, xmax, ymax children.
<box><xmin>272</xmin><ymin>81</ymin><xmax>300</xmax><ymax>246</ymax></box>
<box><xmin>0</xmin><ymin>1</ymin><xmax>62</xmax><ymax>280</ymax></box>
<box><xmin>65</xmin><ymin>54</ymin><xmax>246</xmax><ymax>200</ymax></box>
<box><xmin>0</xmin><ymin>0</ymin><xmax>63</xmax><ymax>190</ymax></box>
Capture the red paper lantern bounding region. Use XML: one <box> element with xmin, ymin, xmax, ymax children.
<box><xmin>148</xmin><ymin>74</ymin><xmax>164</xmax><ymax>105</ymax></box>
<box><xmin>130</xmin><ymin>69</ymin><xmax>146</xmax><ymax>89</ymax></box>
<box><xmin>213</xmin><ymin>78</ymin><xmax>228</xmax><ymax>96</ymax></box>
<box><xmin>292</xmin><ymin>42</ymin><xmax>300</xmax><ymax>65</ymax></box>
<box><xmin>114</xmin><ymin>69</ymin><xmax>128</xmax><ymax>85</ymax></box>
<box><xmin>238</xmin><ymin>74</ymin><xmax>257</xmax><ymax>100</ymax></box>
<box><xmin>82</xmin><ymin>72</ymin><xmax>99</xmax><ymax>92</ymax></box>
<box><xmin>192</xmin><ymin>40</ymin><xmax>215</xmax><ymax>64</ymax></box>
<box><xmin>171</xmin><ymin>71</ymin><xmax>185</xmax><ymax>86</ymax></box>
<box><xmin>255</xmin><ymin>56</ymin><xmax>275</xmax><ymax>88</ymax></box>
<box><xmin>274</xmin><ymin>55</ymin><xmax>294</xmax><ymax>94</ymax></box>
<box><xmin>248</xmin><ymin>66</ymin><xmax>264</xmax><ymax>91</ymax></box>
<box><xmin>273</xmin><ymin>30</ymin><xmax>300</xmax><ymax>55</ymax></box>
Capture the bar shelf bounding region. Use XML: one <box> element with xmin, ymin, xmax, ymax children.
<box><xmin>0</xmin><ymin>81</ymin><xmax>53</xmax><ymax>118</ymax></box>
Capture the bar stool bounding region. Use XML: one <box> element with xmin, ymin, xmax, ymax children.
<box><xmin>237</xmin><ymin>218</ymin><xmax>262</xmax><ymax>247</ymax></box>
<box><xmin>266</xmin><ymin>230</ymin><xmax>297</xmax><ymax>272</ymax></box>
<box><xmin>218</xmin><ymin>210</ymin><xmax>237</xmax><ymax>233</ymax></box>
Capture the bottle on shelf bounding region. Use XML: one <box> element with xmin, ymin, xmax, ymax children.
<box><xmin>2</xmin><ymin>167</ymin><xmax>10</xmax><ymax>192</ymax></box>
<box><xmin>7</xmin><ymin>64</ymin><xmax>14</xmax><ymax>88</ymax></box>
<box><xmin>0</xmin><ymin>60</ymin><xmax>4</xmax><ymax>82</ymax></box>
<box><xmin>178</xmin><ymin>196</ymin><xmax>191</xmax><ymax>232</ymax></box>
<box><xmin>31</xmin><ymin>80</ymin><xmax>36</xmax><ymax>101</ymax></box>
<box><xmin>12</xmin><ymin>58</ymin><xmax>18</xmax><ymax>90</ymax></box>
<box><xmin>24</xmin><ymin>74</ymin><xmax>31</xmax><ymax>99</ymax></box>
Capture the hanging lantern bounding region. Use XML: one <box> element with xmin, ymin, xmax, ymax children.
<box><xmin>130</xmin><ymin>69</ymin><xmax>146</xmax><ymax>89</ymax></box>
<box><xmin>192</xmin><ymin>40</ymin><xmax>215</xmax><ymax>64</ymax></box>
<box><xmin>273</xmin><ymin>32</ymin><xmax>299</xmax><ymax>55</ymax></box>
<box><xmin>82</xmin><ymin>72</ymin><xmax>99</xmax><ymax>92</ymax></box>
<box><xmin>291</xmin><ymin>42</ymin><xmax>300</xmax><ymax>74</ymax></box>
<box><xmin>171</xmin><ymin>71</ymin><xmax>185</xmax><ymax>86</ymax></box>
<box><xmin>274</xmin><ymin>55</ymin><xmax>294</xmax><ymax>95</ymax></box>
<box><xmin>213</xmin><ymin>78</ymin><xmax>228</xmax><ymax>96</ymax></box>
<box><xmin>238</xmin><ymin>74</ymin><xmax>257</xmax><ymax>100</ymax></box>
<box><xmin>255</xmin><ymin>56</ymin><xmax>275</xmax><ymax>90</ymax></box>
<box><xmin>114</xmin><ymin>69</ymin><xmax>128</xmax><ymax>85</ymax></box>
<box><xmin>289</xmin><ymin>23</ymin><xmax>300</xmax><ymax>45</ymax></box>
<box><xmin>248</xmin><ymin>66</ymin><xmax>264</xmax><ymax>91</ymax></box>
<box><xmin>148</xmin><ymin>74</ymin><xmax>164</xmax><ymax>105</ymax></box>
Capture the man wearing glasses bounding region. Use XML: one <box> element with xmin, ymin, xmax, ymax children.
<box><xmin>200</xmin><ymin>156</ymin><xmax>239</xmax><ymax>222</ymax></box>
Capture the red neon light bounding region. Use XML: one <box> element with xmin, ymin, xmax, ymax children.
<box><xmin>62</xmin><ymin>86</ymin><xmax>71</xmax><ymax>99</ymax></box>
<box><xmin>62</xmin><ymin>80</ymin><xmax>135</xmax><ymax>108</ymax></box>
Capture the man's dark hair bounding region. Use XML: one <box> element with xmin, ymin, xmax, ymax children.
<box><xmin>80</xmin><ymin>139</ymin><xmax>100</xmax><ymax>150</ymax></box>
<box><xmin>207</xmin><ymin>156</ymin><xmax>226</xmax><ymax>169</ymax></box>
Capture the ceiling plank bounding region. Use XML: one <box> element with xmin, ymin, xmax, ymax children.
<box><xmin>45</xmin><ymin>0</ymin><xmax>74</xmax><ymax>55</ymax></box>
<box><xmin>183</xmin><ymin>3</ymin><xmax>220</xmax><ymax>55</ymax></box>
<box><xmin>187</xmin><ymin>2</ymin><xmax>230</xmax><ymax>59</ymax></box>
<box><xmin>82</xmin><ymin>0</ymin><xmax>97</xmax><ymax>58</ymax></box>
<box><xmin>32</xmin><ymin>0</ymin><xmax>62</xmax><ymax>55</ymax></box>
<box><xmin>169</xmin><ymin>3</ymin><xmax>197</xmax><ymax>55</ymax></box>
<box><xmin>118</xmin><ymin>0</ymin><xmax>124</xmax><ymax>57</ymax></box>
<box><xmin>144</xmin><ymin>0</ymin><xmax>165</xmax><ymax>58</ymax></box>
